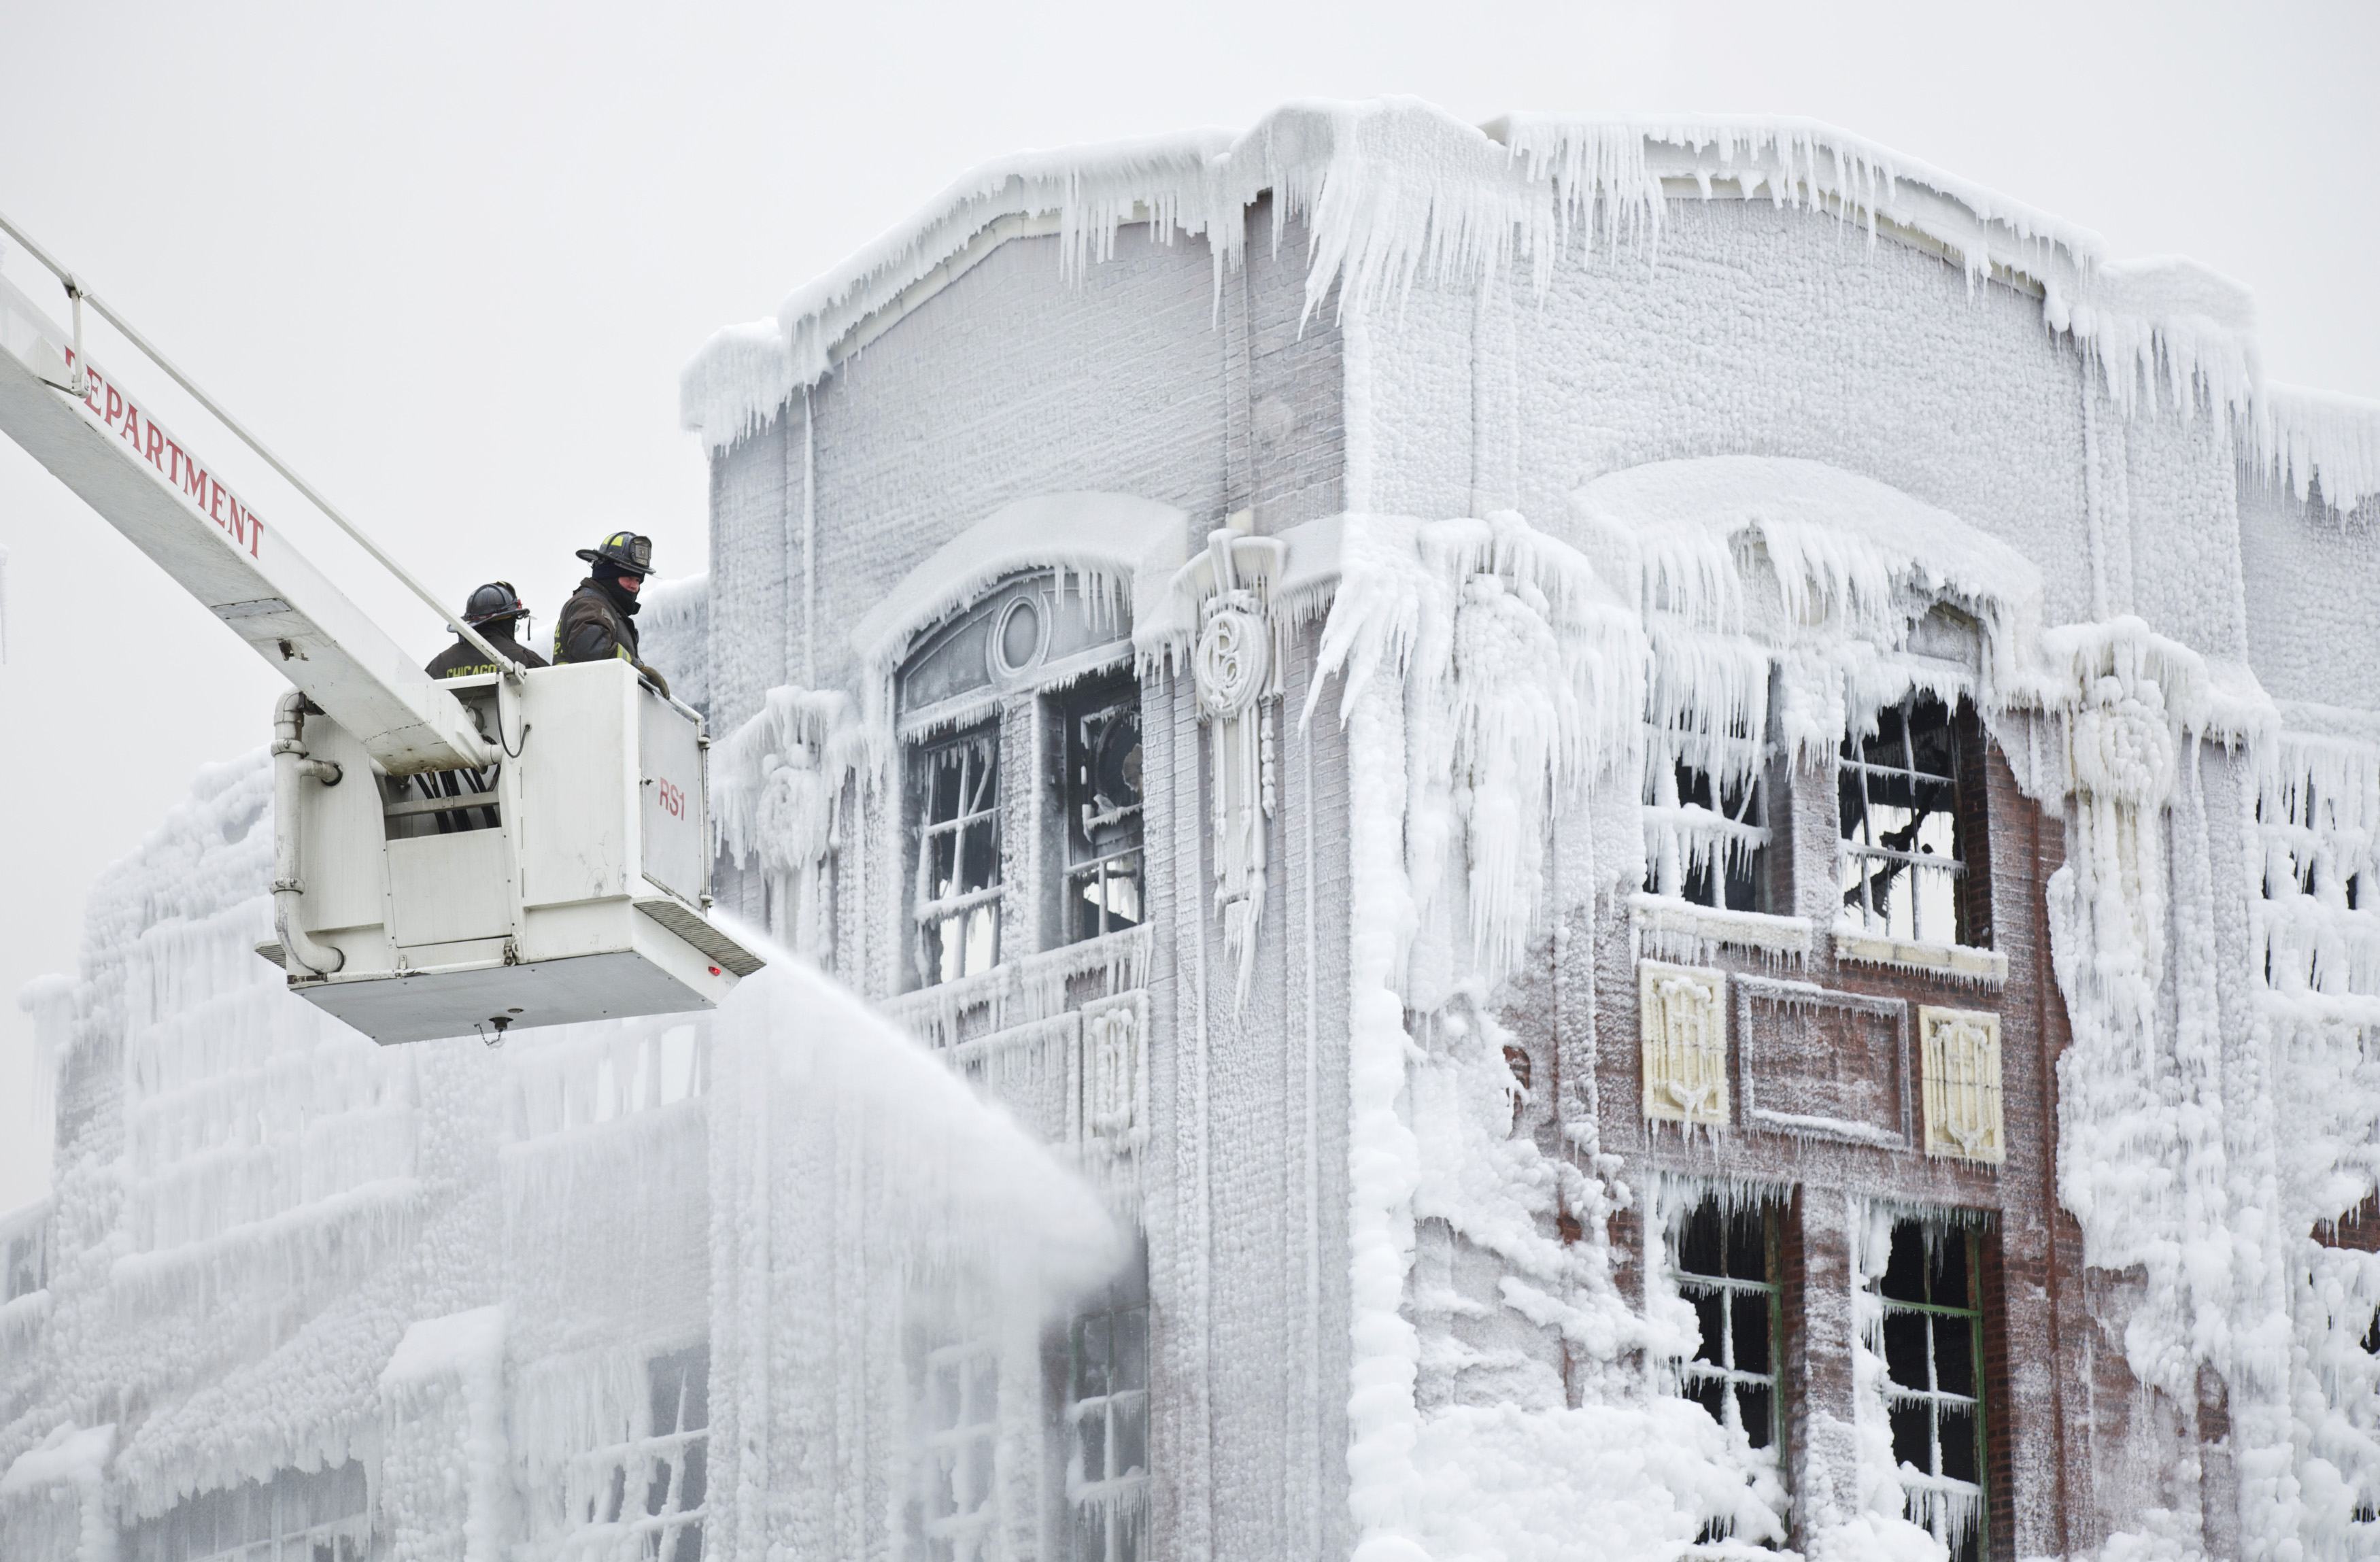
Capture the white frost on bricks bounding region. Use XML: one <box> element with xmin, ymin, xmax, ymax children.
<box><xmin>1295</xmin><ymin>457</ymin><xmax>2380</xmax><ymax>1559</ymax></box>
<box><xmin>1312</xmin><ymin>509</ymin><xmax>1790</xmax><ymax>1557</ymax></box>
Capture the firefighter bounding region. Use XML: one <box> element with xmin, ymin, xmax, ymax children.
<box><xmin>424</xmin><ymin>581</ymin><xmax>550</xmax><ymax>679</ymax></box>
<box><xmin>555</xmin><ymin>530</ymin><xmax>669</xmax><ymax>698</ymax></box>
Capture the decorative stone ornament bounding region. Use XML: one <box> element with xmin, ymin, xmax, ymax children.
<box><xmin>1919</xmin><ymin>1005</ymin><xmax>2005</xmax><ymax>1163</ymax></box>
<box><xmin>1178</xmin><ymin>527</ymin><xmax>1287</xmax><ymax>1007</ymax></box>
<box><xmin>1639</xmin><ymin>961</ymin><xmax>1729</xmax><ymax>1125</ymax></box>
<box><xmin>1193</xmin><ymin>593</ymin><xmax>1270</xmax><ymax>719</ymax></box>
<box><xmin>1076</xmin><ymin>995</ymin><xmax>1148</xmax><ymax>1157</ymax></box>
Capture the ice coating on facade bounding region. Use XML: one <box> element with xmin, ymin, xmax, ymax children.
<box><xmin>12</xmin><ymin>94</ymin><xmax>2380</xmax><ymax>1561</ymax></box>
<box><xmin>685</xmin><ymin>102</ymin><xmax>2377</xmax><ymax>519</ymax></box>
<box><xmin>2</xmin><ymin>755</ymin><xmax>1117</xmax><ymax>1561</ymax></box>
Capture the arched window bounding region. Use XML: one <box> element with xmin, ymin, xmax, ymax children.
<box><xmin>897</xmin><ymin>572</ymin><xmax>1143</xmax><ymax>989</ymax></box>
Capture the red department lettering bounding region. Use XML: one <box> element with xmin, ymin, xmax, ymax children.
<box><xmin>63</xmin><ymin>349</ymin><xmax>264</xmax><ymax>559</ymax></box>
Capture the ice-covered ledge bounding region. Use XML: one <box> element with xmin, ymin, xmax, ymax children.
<box><xmin>1833</xmin><ymin>930</ymin><xmax>2008</xmax><ymax>988</ymax></box>
<box><xmin>849</xmin><ymin>492</ymin><xmax>1191</xmax><ymax>685</ymax></box>
<box><xmin>882</xmin><ymin>926</ymin><xmax>1153</xmax><ymax>1051</ymax></box>
<box><xmin>1630</xmin><ymin>894</ymin><xmax>1813</xmax><ymax>966</ymax></box>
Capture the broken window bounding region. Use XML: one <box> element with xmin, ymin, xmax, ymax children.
<box><xmin>1643</xmin><ymin>702</ymin><xmax>1772</xmax><ymax>913</ymax></box>
<box><xmin>551</xmin><ymin>1344</ymin><xmax>711</xmax><ymax>1562</ymax></box>
<box><xmin>1060</xmin><ymin>681</ymin><xmax>1145</xmax><ymax>943</ymax></box>
<box><xmin>1669</xmin><ymin>1195</ymin><xmax>1785</xmax><ymax>1463</ymax></box>
<box><xmin>907</xmin><ymin>1332</ymin><xmax>1002</xmax><ymax>1562</ymax></box>
<box><xmin>1066</xmin><ymin>1238</ymin><xmax>1151</xmax><ymax>1562</ymax></box>
<box><xmin>1839</xmin><ymin>694</ymin><xmax>1988</xmax><ymax>947</ymax></box>
<box><xmin>896</xmin><ymin>571</ymin><xmax>1140</xmax><ymax>991</ymax></box>
<box><xmin>911</xmin><ymin>726</ymin><xmax>1002</xmax><ymax>987</ymax></box>
<box><xmin>125</xmin><ymin>1461</ymin><xmax>370</xmax><ymax>1562</ymax></box>
<box><xmin>1875</xmin><ymin>1221</ymin><xmax>1988</xmax><ymax>1562</ymax></box>
<box><xmin>2255</xmin><ymin>754</ymin><xmax>2380</xmax><ymax>996</ymax></box>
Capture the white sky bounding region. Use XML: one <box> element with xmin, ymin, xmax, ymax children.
<box><xmin>1</xmin><ymin>0</ymin><xmax>2374</xmax><ymax>1210</ymax></box>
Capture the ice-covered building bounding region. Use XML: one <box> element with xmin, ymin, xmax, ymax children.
<box><xmin>11</xmin><ymin>97</ymin><xmax>2380</xmax><ymax>1562</ymax></box>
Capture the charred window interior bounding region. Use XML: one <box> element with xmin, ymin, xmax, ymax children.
<box><xmin>911</xmin><ymin>726</ymin><xmax>1002</xmax><ymax>986</ymax></box>
<box><xmin>1066</xmin><ymin>1237</ymin><xmax>1151</xmax><ymax>1562</ymax></box>
<box><xmin>126</xmin><ymin>1460</ymin><xmax>369</xmax><ymax>1562</ymax></box>
<box><xmin>1876</xmin><ymin>1221</ymin><xmax>1988</xmax><ymax>1562</ymax></box>
<box><xmin>1059</xmin><ymin>681</ymin><xmax>1144</xmax><ymax>943</ymax></box>
<box><xmin>1670</xmin><ymin>1195</ymin><xmax>1784</xmax><ymax>1462</ymax></box>
<box><xmin>897</xmin><ymin>570</ymin><xmax>1139</xmax><ymax>990</ymax></box>
<box><xmin>1839</xmin><ymin>694</ymin><xmax>1988</xmax><ymax>947</ymax></box>
<box><xmin>2256</xmin><ymin>764</ymin><xmax>2380</xmax><ymax>996</ymax></box>
<box><xmin>1644</xmin><ymin>704</ymin><xmax>1772</xmax><ymax>913</ymax></box>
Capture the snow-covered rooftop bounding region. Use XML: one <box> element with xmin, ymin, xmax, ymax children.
<box><xmin>678</xmin><ymin>97</ymin><xmax>2379</xmax><ymax>510</ymax></box>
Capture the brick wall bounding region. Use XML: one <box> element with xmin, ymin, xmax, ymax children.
<box><xmin>1587</xmin><ymin>727</ymin><xmax>2088</xmax><ymax>1554</ymax></box>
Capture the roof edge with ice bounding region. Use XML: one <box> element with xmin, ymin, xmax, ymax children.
<box><xmin>679</xmin><ymin>97</ymin><xmax>2380</xmax><ymax>511</ymax></box>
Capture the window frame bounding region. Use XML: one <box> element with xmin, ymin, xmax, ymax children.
<box><xmin>1666</xmin><ymin>1193</ymin><xmax>1789</xmax><ymax>1470</ymax></box>
<box><xmin>548</xmin><ymin>1344</ymin><xmax>711</xmax><ymax>1562</ymax></box>
<box><xmin>2256</xmin><ymin>757</ymin><xmax>2380</xmax><ymax>996</ymax></box>
<box><xmin>894</xmin><ymin>571</ymin><xmax>1141</xmax><ymax>993</ymax></box>
<box><xmin>907</xmin><ymin>1331</ymin><xmax>1004</xmax><ymax>1561</ymax></box>
<box><xmin>907</xmin><ymin>721</ymin><xmax>1006</xmax><ymax>988</ymax></box>
<box><xmin>1642</xmin><ymin>697</ymin><xmax>1776</xmax><ymax>914</ymax></box>
<box><xmin>124</xmin><ymin>1461</ymin><xmax>371</xmax><ymax>1562</ymax></box>
<box><xmin>1063</xmin><ymin>1238</ymin><xmax>1151</xmax><ymax>1562</ymax></box>
<box><xmin>1838</xmin><ymin>693</ymin><xmax>1989</xmax><ymax>949</ymax></box>
<box><xmin>1872</xmin><ymin>1219</ymin><xmax>1991</xmax><ymax>1562</ymax></box>
<box><xmin>1054</xmin><ymin>675</ymin><xmax>1147</xmax><ymax>947</ymax></box>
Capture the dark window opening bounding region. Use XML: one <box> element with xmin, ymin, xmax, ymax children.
<box><xmin>1059</xmin><ymin>683</ymin><xmax>1144</xmax><ymax>943</ymax></box>
<box><xmin>910</xmin><ymin>726</ymin><xmax>1002</xmax><ymax>987</ymax></box>
<box><xmin>1066</xmin><ymin>1238</ymin><xmax>1151</xmax><ymax>1562</ymax></box>
<box><xmin>1875</xmin><ymin>1221</ymin><xmax>1988</xmax><ymax>1562</ymax></box>
<box><xmin>1645</xmin><ymin>708</ymin><xmax>1772</xmax><ymax>913</ymax></box>
<box><xmin>1671</xmin><ymin>1196</ymin><xmax>1784</xmax><ymax>1457</ymax></box>
<box><xmin>1840</xmin><ymin>695</ymin><xmax>1988</xmax><ymax>947</ymax></box>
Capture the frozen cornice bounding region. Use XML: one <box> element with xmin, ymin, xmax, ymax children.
<box><xmin>680</xmin><ymin>97</ymin><xmax>2380</xmax><ymax>511</ymax></box>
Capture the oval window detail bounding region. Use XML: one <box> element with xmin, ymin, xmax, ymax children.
<box><xmin>994</xmin><ymin>594</ymin><xmax>1044</xmax><ymax>677</ymax></box>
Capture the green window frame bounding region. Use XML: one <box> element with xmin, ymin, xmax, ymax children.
<box><xmin>1669</xmin><ymin>1195</ymin><xmax>1786</xmax><ymax>1461</ymax></box>
<box><xmin>1874</xmin><ymin>1219</ymin><xmax>1989</xmax><ymax>1562</ymax></box>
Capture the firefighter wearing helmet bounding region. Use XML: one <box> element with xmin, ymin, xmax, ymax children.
<box><xmin>424</xmin><ymin>580</ymin><xmax>550</xmax><ymax>680</ymax></box>
<box><xmin>555</xmin><ymin>530</ymin><xmax>670</xmax><ymax>698</ymax></box>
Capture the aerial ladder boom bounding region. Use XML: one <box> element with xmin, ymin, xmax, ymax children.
<box><xmin>0</xmin><ymin>265</ymin><xmax>494</xmax><ymax>775</ymax></box>
<box><xmin>0</xmin><ymin>214</ymin><xmax>760</xmax><ymax>1045</ymax></box>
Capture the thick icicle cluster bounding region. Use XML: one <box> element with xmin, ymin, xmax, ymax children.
<box><xmin>680</xmin><ymin>100</ymin><xmax>2380</xmax><ymax>516</ymax></box>
<box><xmin>1314</xmin><ymin>509</ymin><xmax>1794</xmax><ymax>1559</ymax></box>
<box><xmin>1302</xmin><ymin>451</ymin><xmax>2380</xmax><ymax>1559</ymax></box>
<box><xmin>1312</xmin><ymin>511</ymin><xmax>1638</xmax><ymax>992</ymax></box>
<box><xmin>712</xmin><ymin>685</ymin><xmax>863</xmax><ymax>959</ymax></box>
<box><xmin>0</xmin><ymin>751</ymin><xmax>1120</xmax><ymax>1561</ymax></box>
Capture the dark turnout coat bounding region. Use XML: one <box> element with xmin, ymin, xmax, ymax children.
<box><xmin>554</xmin><ymin>576</ymin><xmax>669</xmax><ymax>697</ymax></box>
<box><xmin>424</xmin><ymin>624</ymin><xmax>549</xmax><ymax>680</ymax></box>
